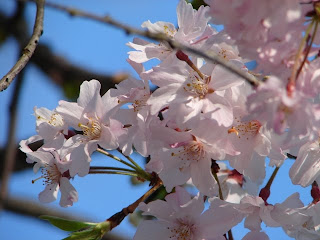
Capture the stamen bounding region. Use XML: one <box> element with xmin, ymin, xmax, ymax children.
<box><xmin>228</xmin><ymin>120</ymin><xmax>261</xmax><ymax>140</ymax></box>
<box><xmin>35</xmin><ymin>112</ymin><xmax>64</xmax><ymax>127</ymax></box>
<box><xmin>32</xmin><ymin>176</ymin><xmax>44</xmax><ymax>184</ymax></box>
<box><xmin>48</xmin><ymin>113</ymin><xmax>64</xmax><ymax>127</ymax></box>
<box><xmin>168</xmin><ymin>218</ymin><xmax>196</xmax><ymax>240</ymax></box>
<box><xmin>163</xmin><ymin>25</ymin><xmax>176</xmax><ymax>38</ymax></box>
<box><xmin>172</xmin><ymin>138</ymin><xmax>205</xmax><ymax>163</ymax></box>
<box><xmin>78</xmin><ymin>118</ymin><xmax>102</xmax><ymax>140</ymax></box>
<box><xmin>32</xmin><ymin>163</ymin><xmax>61</xmax><ymax>186</ymax></box>
<box><xmin>183</xmin><ymin>74</ymin><xmax>212</xmax><ymax>98</ymax></box>
<box><xmin>228</xmin><ymin>127</ymin><xmax>239</xmax><ymax>136</ymax></box>
<box><xmin>132</xmin><ymin>94</ymin><xmax>149</xmax><ymax>112</ymax></box>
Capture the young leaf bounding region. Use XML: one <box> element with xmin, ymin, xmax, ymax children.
<box><xmin>63</xmin><ymin>221</ymin><xmax>111</xmax><ymax>240</ymax></box>
<box><xmin>39</xmin><ymin>215</ymin><xmax>95</xmax><ymax>232</ymax></box>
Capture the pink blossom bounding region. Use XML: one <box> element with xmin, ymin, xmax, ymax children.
<box><xmin>226</xmin><ymin>107</ymin><xmax>271</xmax><ymax>182</ymax></box>
<box><xmin>127</xmin><ymin>0</ymin><xmax>213</xmax><ymax>66</ymax></box>
<box><xmin>238</xmin><ymin>193</ymin><xmax>307</xmax><ymax>233</ymax></box>
<box><xmin>205</xmin><ymin>0</ymin><xmax>305</xmax><ymax>76</ymax></box>
<box><xmin>134</xmin><ymin>186</ymin><xmax>243</xmax><ymax>240</ymax></box>
<box><xmin>23</xmin><ymin>142</ymin><xmax>78</xmax><ymax>207</ymax></box>
<box><xmin>110</xmin><ymin>60</ymin><xmax>155</xmax><ymax>156</ymax></box>
<box><xmin>289</xmin><ymin>140</ymin><xmax>320</xmax><ymax>187</ymax></box>
<box><xmin>147</xmin><ymin>61</ymin><xmax>245</xmax><ymax>127</ymax></box>
<box><xmin>148</xmin><ymin>119</ymin><xmax>238</xmax><ymax>197</ymax></box>
<box><xmin>56</xmin><ymin>80</ymin><xmax>126</xmax><ymax>176</ymax></box>
<box><xmin>247</xmin><ymin>76</ymin><xmax>320</xmax><ymax>144</ymax></box>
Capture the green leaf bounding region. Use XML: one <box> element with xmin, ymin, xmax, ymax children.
<box><xmin>39</xmin><ymin>215</ymin><xmax>95</xmax><ymax>232</ymax></box>
<box><xmin>63</xmin><ymin>221</ymin><xmax>111</xmax><ymax>240</ymax></box>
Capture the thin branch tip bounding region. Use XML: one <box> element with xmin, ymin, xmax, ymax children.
<box><xmin>0</xmin><ymin>0</ymin><xmax>45</xmax><ymax>91</ymax></box>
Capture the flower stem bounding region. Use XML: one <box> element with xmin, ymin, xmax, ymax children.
<box><xmin>117</xmin><ymin>149</ymin><xmax>143</xmax><ymax>171</ymax></box>
<box><xmin>212</xmin><ymin>164</ymin><xmax>224</xmax><ymax>200</ymax></box>
<box><xmin>97</xmin><ymin>148</ymin><xmax>138</xmax><ymax>170</ymax></box>
<box><xmin>90</xmin><ymin>166</ymin><xmax>137</xmax><ymax>173</ymax></box>
<box><xmin>296</xmin><ymin>19</ymin><xmax>319</xmax><ymax>80</ymax></box>
<box><xmin>117</xmin><ymin>149</ymin><xmax>152</xmax><ymax>181</ymax></box>
<box><xmin>228</xmin><ymin>229</ymin><xmax>234</xmax><ymax>240</ymax></box>
<box><xmin>88</xmin><ymin>170</ymin><xmax>139</xmax><ymax>177</ymax></box>
<box><xmin>265</xmin><ymin>166</ymin><xmax>280</xmax><ymax>189</ymax></box>
<box><xmin>289</xmin><ymin>20</ymin><xmax>314</xmax><ymax>88</ymax></box>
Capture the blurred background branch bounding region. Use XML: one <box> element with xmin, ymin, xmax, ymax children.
<box><xmin>3</xmin><ymin>196</ymin><xmax>128</xmax><ymax>240</ymax></box>
<box><xmin>0</xmin><ymin>1</ymin><xmax>131</xmax><ymax>239</ymax></box>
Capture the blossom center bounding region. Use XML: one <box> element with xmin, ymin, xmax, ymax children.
<box><xmin>163</xmin><ymin>25</ymin><xmax>176</xmax><ymax>38</ymax></box>
<box><xmin>132</xmin><ymin>93</ymin><xmax>150</xmax><ymax>112</ymax></box>
<box><xmin>48</xmin><ymin>113</ymin><xmax>64</xmax><ymax>127</ymax></box>
<box><xmin>183</xmin><ymin>74</ymin><xmax>213</xmax><ymax>99</ymax></box>
<box><xmin>277</xmin><ymin>103</ymin><xmax>293</xmax><ymax>123</ymax></box>
<box><xmin>218</xmin><ymin>48</ymin><xmax>228</xmax><ymax>60</ymax></box>
<box><xmin>168</xmin><ymin>219</ymin><xmax>196</xmax><ymax>240</ymax></box>
<box><xmin>172</xmin><ymin>138</ymin><xmax>205</xmax><ymax>163</ymax></box>
<box><xmin>32</xmin><ymin>163</ymin><xmax>61</xmax><ymax>187</ymax></box>
<box><xmin>78</xmin><ymin>118</ymin><xmax>102</xmax><ymax>140</ymax></box>
<box><xmin>228</xmin><ymin>119</ymin><xmax>261</xmax><ymax>140</ymax></box>
<box><xmin>36</xmin><ymin>112</ymin><xmax>64</xmax><ymax>127</ymax></box>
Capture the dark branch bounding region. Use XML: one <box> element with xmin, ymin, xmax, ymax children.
<box><xmin>22</xmin><ymin>0</ymin><xmax>260</xmax><ymax>87</ymax></box>
<box><xmin>0</xmin><ymin>0</ymin><xmax>45</xmax><ymax>91</ymax></box>
<box><xmin>31</xmin><ymin>44</ymin><xmax>128</xmax><ymax>96</ymax></box>
<box><xmin>3</xmin><ymin>196</ymin><xmax>128</xmax><ymax>240</ymax></box>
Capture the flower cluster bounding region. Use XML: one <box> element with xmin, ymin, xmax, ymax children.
<box><xmin>20</xmin><ymin>0</ymin><xmax>320</xmax><ymax>239</ymax></box>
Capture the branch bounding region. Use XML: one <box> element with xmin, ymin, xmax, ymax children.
<box><xmin>0</xmin><ymin>12</ymin><xmax>127</xmax><ymax>98</ymax></box>
<box><xmin>107</xmin><ymin>180</ymin><xmax>162</xmax><ymax>231</ymax></box>
<box><xmin>31</xmin><ymin>44</ymin><xmax>128</xmax><ymax>97</ymax></box>
<box><xmin>0</xmin><ymin>0</ymin><xmax>45</xmax><ymax>91</ymax></box>
<box><xmin>3</xmin><ymin>196</ymin><xmax>128</xmax><ymax>240</ymax></box>
<box><xmin>22</xmin><ymin>0</ymin><xmax>260</xmax><ymax>87</ymax></box>
<box><xmin>0</xmin><ymin>72</ymin><xmax>25</xmax><ymax>211</ymax></box>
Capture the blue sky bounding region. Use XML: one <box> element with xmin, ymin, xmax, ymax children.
<box><xmin>0</xmin><ymin>0</ymin><xmax>312</xmax><ymax>239</ymax></box>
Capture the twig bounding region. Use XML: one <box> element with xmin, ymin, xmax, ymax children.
<box><xmin>286</xmin><ymin>153</ymin><xmax>297</xmax><ymax>159</ymax></box>
<box><xmin>0</xmin><ymin>11</ymin><xmax>127</xmax><ymax>96</ymax></box>
<box><xmin>107</xmin><ymin>179</ymin><xmax>162</xmax><ymax>230</ymax></box>
<box><xmin>0</xmin><ymin>0</ymin><xmax>45</xmax><ymax>91</ymax></box>
<box><xmin>31</xmin><ymin>44</ymin><xmax>128</xmax><ymax>96</ymax></box>
<box><xmin>22</xmin><ymin>0</ymin><xmax>260</xmax><ymax>87</ymax></box>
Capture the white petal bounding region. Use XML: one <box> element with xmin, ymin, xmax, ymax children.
<box><xmin>39</xmin><ymin>184</ymin><xmax>58</xmax><ymax>203</ymax></box>
<box><xmin>59</xmin><ymin>177</ymin><xmax>78</xmax><ymax>207</ymax></box>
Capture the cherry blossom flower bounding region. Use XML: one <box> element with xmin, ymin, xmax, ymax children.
<box><xmin>205</xmin><ymin>0</ymin><xmax>305</xmax><ymax>76</ymax></box>
<box><xmin>56</xmin><ymin>80</ymin><xmax>126</xmax><ymax>176</ymax></box>
<box><xmin>19</xmin><ymin>106</ymin><xmax>70</xmax><ymax>158</ymax></box>
<box><xmin>23</xmin><ymin>141</ymin><xmax>78</xmax><ymax>207</ymax></box>
<box><xmin>289</xmin><ymin>140</ymin><xmax>320</xmax><ymax>187</ymax></box>
<box><xmin>148</xmin><ymin>119</ymin><xmax>238</xmax><ymax>197</ymax></box>
<box><xmin>33</xmin><ymin>107</ymin><xmax>68</xmax><ymax>140</ymax></box>
<box><xmin>281</xmin><ymin>200</ymin><xmax>320</xmax><ymax>239</ymax></box>
<box><xmin>110</xmin><ymin>60</ymin><xmax>154</xmax><ymax>156</ymax></box>
<box><xmin>226</xmin><ymin>107</ymin><xmax>271</xmax><ymax>182</ymax></box>
<box><xmin>146</xmin><ymin>61</ymin><xmax>245</xmax><ymax>127</ymax></box>
<box><xmin>127</xmin><ymin>0</ymin><xmax>213</xmax><ymax>66</ymax></box>
<box><xmin>134</xmin><ymin>186</ymin><xmax>243</xmax><ymax>240</ymax></box>
<box><xmin>236</xmin><ymin>192</ymin><xmax>308</xmax><ymax>237</ymax></box>
<box><xmin>247</xmin><ymin>76</ymin><xmax>320</xmax><ymax>144</ymax></box>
